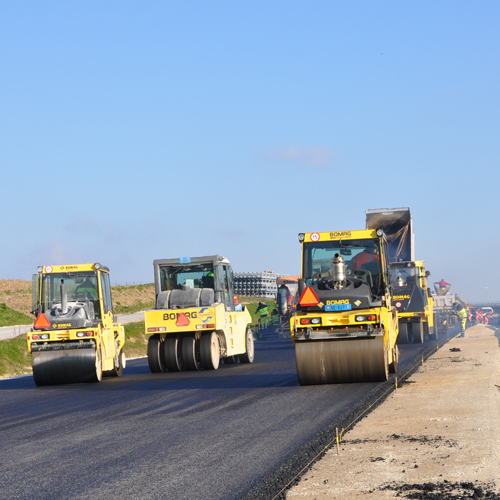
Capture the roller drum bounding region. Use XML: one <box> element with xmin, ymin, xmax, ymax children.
<box><xmin>295</xmin><ymin>336</ymin><xmax>388</xmax><ymax>385</ymax></box>
<box><xmin>32</xmin><ymin>348</ymin><xmax>99</xmax><ymax>386</ymax></box>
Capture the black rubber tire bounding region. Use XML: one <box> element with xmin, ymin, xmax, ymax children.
<box><xmin>200</xmin><ymin>332</ymin><xmax>220</xmax><ymax>370</ymax></box>
<box><xmin>397</xmin><ymin>322</ymin><xmax>409</xmax><ymax>344</ymax></box>
<box><xmin>411</xmin><ymin>320</ymin><xmax>424</xmax><ymax>344</ymax></box>
<box><xmin>223</xmin><ymin>355</ymin><xmax>239</xmax><ymax>365</ymax></box>
<box><xmin>239</xmin><ymin>328</ymin><xmax>255</xmax><ymax>364</ymax></box>
<box><xmin>389</xmin><ymin>346</ymin><xmax>399</xmax><ymax>374</ymax></box>
<box><xmin>165</xmin><ymin>336</ymin><xmax>184</xmax><ymax>372</ymax></box>
<box><xmin>148</xmin><ymin>335</ymin><xmax>166</xmax><ymax>373</ymax></box>
<box><xmin>182</xmin><ymin>336</ymin><xmax>201</xmax><ymax>371</ymax></box>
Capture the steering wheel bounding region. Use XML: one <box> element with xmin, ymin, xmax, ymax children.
<box><xmin>352</xmin><ymin>268</ymin><xmax>373</xmax><ymax>287</ymax></box>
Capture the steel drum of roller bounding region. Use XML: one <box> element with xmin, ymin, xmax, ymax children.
<box><xmin>295</xmin><ymin>335</ymin><xmax>388</xmax><ymax>385</ymax></box>
<box><xmin>32</xmin><ymin>346</ymin><xmax>101</xmax><ymax>386</ymax></box>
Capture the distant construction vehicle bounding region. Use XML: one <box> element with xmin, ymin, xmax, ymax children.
<box><xmin>366</xmin><ymin>208</ymin><xmax>435</xmax><ymax>344</ymax></box>
<box><xmin>144</xmin><ymin>255</ymin><xmax>254</xmax><ymax>372</ymax></box>
<box><xmin>390</xmin><ymin>260</ymin><xmax>436</xmax><ymax>343</ymax></box>
<box><xmin>28</xmin><ymin>263</ymin><xmax>126</xmax><ymax>386</ymax></box>
<box><xmin>291</xmin><ymin>229</ymin><xmax>399</xmax><ymax>385</ymax></box>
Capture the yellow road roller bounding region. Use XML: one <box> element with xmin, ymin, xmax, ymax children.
<box><xmin>145</xmin><ymin>255</ymin><xmax>254</xmax><ymax>372</ymax></box>
<box><xmin>291</xmin><ymin>229</ymin><xmax>399</xmax><ymax>385</ymax></box>
<box><xmin>391</xmin><ymin>260</ymin><xmax>435</xmax><ymax>343</ymax></box>
<box><xmin>28</xmin><ymin>263</ymin><xmax>125</xmax><ymax>386</ymax></box>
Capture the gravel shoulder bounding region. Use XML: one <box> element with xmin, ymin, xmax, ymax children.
<box><xmin>287</xmin><ymin>324</ymin><xmax>500</xmax><ymax>499</ymax></box>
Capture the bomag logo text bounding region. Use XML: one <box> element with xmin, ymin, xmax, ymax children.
<box><xmin>55</xmin><ymin>323</ymin><xmax>71</xmax><ymax>328</ymax></box>
<box><xmin>393</xmin><ymin>295</ymin><xmax>410</xmax><ymax>300</ymax></box>
<box><xmin>326</xmin><ymin>299</ymin><xmax>350</xmax><ymax>305</ymax></box>
<box><xmin>330</xmin><ymin>231</ymin><xmax>351</xmax><ymax>238</ymax></box>
<box><xmin>163</xmin><ymin>312</ymin><xmax>198</xmax><ymax>321</ymax></box>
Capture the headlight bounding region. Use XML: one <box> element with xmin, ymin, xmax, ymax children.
<box><xmin>298</xmin><ymin>233</ymin><xmax>305</xmax><ymax>242</ymax></box>
<box><xmin>376</xmin><ymin>229</ymin><xmax>383</xmax><ymax>237</ymax></box>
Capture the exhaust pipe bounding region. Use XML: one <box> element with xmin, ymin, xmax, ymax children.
<box><xmin>60</xmin><ymin>280</ymin><xmax>68</xmax><ymax>314</ymax></box>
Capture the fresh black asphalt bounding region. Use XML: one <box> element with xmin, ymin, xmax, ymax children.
<box><xmin>0</xmin><ymin>332</ymin><xmax>436</xmax><ymax>500</ymax></box>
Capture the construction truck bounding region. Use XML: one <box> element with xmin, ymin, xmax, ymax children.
<box><xmin>291</xmin><ymin>229</ymin><xmax>399</xmax><ymax>385</ymax></box>
<box><xmin>365</xmin><ymin>208</ymin><xmax>414</xmax><ymax>262</ymax></box>
<box><xmin>366</xmin><ymin>208</ymin><xmax>435</xmax><ymax>344</ymax></box>
<box><xmin>390</xmin><ymin>260</ymin><xmax>436</xmax><ymax>343</ymax></box>
<box><xmin>144</xmin><ymin>255</ymin><xmax>254</xmax><ymax>372</ymax></box>
<box><xmin>28</xmin><ymin>263</ymin><xmax>126</xmax><ymax>386</ymax></box>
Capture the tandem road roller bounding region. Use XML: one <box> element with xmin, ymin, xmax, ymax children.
<box><xmin>291</xmin><ymin>229</ymin><xmax>399</xmax><ymax>385</ymax></box>
<box><xmin>145</xmin><ymin>255</ymin><xmax>254</xmax><ymax>372</ymax></box>
<box><xmin>28</xmin><ymin>263</ymin><xmax>126</xmax><ymax>386</ymax></box>
<box><xmin>391</xmin><ymin>260</ymin><xmax>436</xmax><ymax>343</ymax></box>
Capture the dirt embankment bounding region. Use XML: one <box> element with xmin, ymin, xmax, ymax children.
<box><xmin>0</xmin><ymin>280</ymin><xmax>156</xmax><ymax>318</ymax></box>
<box><xmin>0</xmin><ymin>280</ymin><xmax>32</xmax><ymax>316</ymax></box>
<box><xmin>287</xmin><ymin>324</ymin><xmax>500</xmax><ymax>499</ymax></box>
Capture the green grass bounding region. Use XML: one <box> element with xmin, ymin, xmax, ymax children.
<box><xmin>0</xmin><ymin>335</ymin><xmax>31</xmax><ymax>377</ymax></box>
<box><xmin>0</xmin><ymin>303</ymin><xmax>33</xmax><ymax>327</ymax></box>
<box><xmin>123</xmin><ymin>321</ymin><xmax>148</xmax><ymax>358</ymax></box>
<box><xmin>114</xmin><ymin>301</ymin><xmax>155</xmax><ymax>315</ymax></box>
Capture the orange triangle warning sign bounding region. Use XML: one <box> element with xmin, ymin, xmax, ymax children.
<box><xmin>176</xmin><ymin>313</ymin><xmax>190</xmax><ymax>327</ymax></box>
<box><xmin>298</xmin><ymin>287</ymin><xmax>320</xmax><ymax>307</ymax></box>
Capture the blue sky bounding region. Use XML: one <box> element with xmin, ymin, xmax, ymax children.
<box><xmin>1</xmin><ymin>1</ymin><xmax>499</xmax><ymax>301</ymax></box>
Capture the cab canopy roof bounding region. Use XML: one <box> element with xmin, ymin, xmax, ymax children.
<box><xmin>153</xmin><ymin>255</ymin><xmax>230</xmax><ymax>268</ymax></box>
<box><xmin>300</xmin><ymin>229</ymin><xmax>381</xmax><ymax>243</ymax></box>
<box><xmin>38</xmin><ymin>263</ymin><xmax>109</xmax><ymax>273</ymax></box>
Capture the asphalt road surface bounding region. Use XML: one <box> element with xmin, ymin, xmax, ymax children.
<box><xmin>0</xmin><ymin>332</ymin><xmax>434</xmax><ymax>500</ymax></box>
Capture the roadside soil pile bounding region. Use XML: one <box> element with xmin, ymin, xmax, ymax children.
<box><xmin>111</xmin><ymin>283</ymin><xmax>155</xmax><ymax>313</ymax></box>
<box><xmin>287</xmin><ymin>324</ymin><xmax>500</xmax><ymax>499</ymax></box>
<box><xmin>0</xmin><ymin>280</ymin><xmax>32</xmax><ymax>316</ymax></box>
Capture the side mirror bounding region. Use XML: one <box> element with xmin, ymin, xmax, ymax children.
<box><xmin>298</xmin><ymin>279</ymin><xmax>306</xmax><ymax>296</ymax></box>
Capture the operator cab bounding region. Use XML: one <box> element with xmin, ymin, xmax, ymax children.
<box><xmin>32</xmin><ymin>265</ymin><xmax>113</xmax><ymax>329</ymax></box>
<box><xmin>303</xmin><ymin>238</ymin><xmax>385</xmax><ymax>298</ymax></box>
<box><xmin>154</xmin><ymin>256</ymin><xmax>235</xmax><ymax>311</ymax></box>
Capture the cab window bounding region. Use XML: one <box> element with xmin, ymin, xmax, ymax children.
<box><xmin>101</xmin><ymin>273</ymin><xmax>113</xmax><ymax>314</ymax></box>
